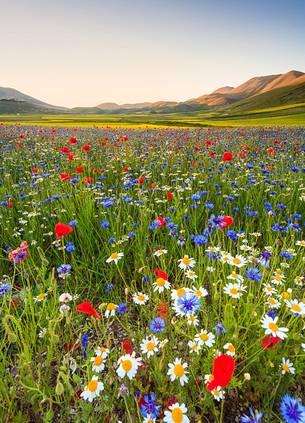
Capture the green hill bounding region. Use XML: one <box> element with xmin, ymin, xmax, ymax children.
<box><xmin>224</xmin><ymin>81</ymin><xmax>305</xmax><ymax>114</ymax></box>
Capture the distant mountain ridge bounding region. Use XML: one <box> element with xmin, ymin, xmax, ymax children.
<box><xmin>0</xmin><ymin>70</ymin><xmax>304</xmax><ymax>114</ymax></box>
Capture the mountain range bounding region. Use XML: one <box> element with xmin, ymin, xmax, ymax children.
<box><xmin>1</xmin><ymin>70</ymin><xmax>305</xmax><ymax>115</ymax></box>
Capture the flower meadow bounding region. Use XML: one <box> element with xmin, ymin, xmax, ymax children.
<box><xmin>0</xmin><ymin>124</ymin><xmax>305</xmax><ymax>422</ymax></box>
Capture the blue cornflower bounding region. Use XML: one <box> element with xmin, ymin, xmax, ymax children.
<box><xmin>280</xmin><ymin>394</ymin><xmax>305</xmax><ymax>423</ymax></box>
<box><xmin>81</xmin><ymin>332</ymin><xmax>89</xmax><ymax>359</ymax></box>
<box><xmin>105</xmin><ymin>283</ymin><xmax>113</xmax><ymax>293</ymax></box>
<box><xmin>117</xmin><ymin>303</ymin><xmax>127</xmax><ymax>315</ymax></box>
<box><xmin>140</xmin><ymin>392</ymin><xmax>160</xmax><ymax>419</ymax></box>
<box><xmin>100</xmin><ymin>220</ymin><xmax>110</xmax><ymax>228</ymax></box>
<box><xmin>240</xmin><ymin>407</ymin><xmax>263</xmax><ymax>422</ymax></box>
<box><xmin>214</xmin><ymin>321</ymin><xmax>226</xmax><ymax>335</ymax></box>
<box><xmin>245</xmin><ymin>267</ymin><xmax>262</xmax><ymax>282</ymax></box>
<box><xmin>65</xmin><ymin>242</ymin><xmax>75</xmax><ymax>252</ymax></box>
<box><xmin>0</xmin><ymin>283</ymin><xmax>10</xmax><ymax>296</ymax></box>
<box><xmin>57</xmin><ymin>264</ymin><xmax>72</xmax><ymax>279</ymax></box>
<box><xmin>150</xmin><ymin>317</ymin><xmax>165</xmax><ymax>333</ymax></box>
<box><xmin>68</xmin><ymin>220</ymin><xmax>78</xmax><ymax>227</ymax></box>
<box><xmin>176</xmin><ymin>293</ymin><xmax>201</xmax><ymax>316</ymax></box>
<box><xmin>143</xmin><ymin>276</ymin><xmax>150</xmax><ymax>283</ymax></box>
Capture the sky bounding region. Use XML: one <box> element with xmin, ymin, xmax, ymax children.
<box><xmin>1</xmin><ymin>0</ymin><xmax>305</xmax><ymax>107</ymax></box>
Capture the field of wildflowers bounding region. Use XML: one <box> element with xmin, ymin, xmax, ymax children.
<box><xmin>0</xmin><ymin>124</ymin><xmax>305</xmax><ymax>422</ymax></box>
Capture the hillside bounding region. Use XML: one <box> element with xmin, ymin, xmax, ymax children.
<box><xmin>0</xmin><ymin>99</ymin><xmax>67</xmax><ymax>115</ymax></box>
<box><xmin>0</xmin><ymin>87</ymin><xmax>67</xmax><ymax>110</ymax></box>
<box><xmin>223</xmin><ymin>80</ymin><xmax>305</xmax><ymax>114</ymax></box>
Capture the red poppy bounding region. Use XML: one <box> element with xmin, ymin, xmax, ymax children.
<box><xmin>32</xmin><ymin>167</ymin><xmax>38</xmax><ymax>173</ymax></box>
<box><xmin>76</xmin><ymin>166</ymin><xmax>83</xmax><ymax>173</ymax></box>
<box><xmin>122</xmin><ymin>339</ymin><xmax>133</xmax><ymax>354</ymax></box>
<box><xmin>122</xmin><ymin>166</ymin><xmax>129</xmax><ymax>172</ymax></box>
<box><xmin>69</xmin><ymin>137</ymin><xmax>77</xmax><ymax>144</ymax></box>
<box><xmin>75</xmin><ymin>302</ymin><xmax>101</xmax><ymax>320</ymax></box>
<box><xmin>262</xmin><ymin>336</ymin><xmax>281</xmax><ymax>350</ymax></box>
<box><xmin>60</xmin><ymin>147</ymin><xmax>71</xmax><ymax>154</ymax></box>
<box><xmin>55</xmin><ymin>223</ymin><xmax>73</xmax><ymax>239</ymax></box>
<box><xmin>157</xmin><ymin>301</ymin><xmax>167</xmax><ymax>319</ymax></box>
<box><xmin>267</xmin><ymin>147</ymin><xmax>276</xmax><ymax>155</ymax></box>
<box><xmin>138</xmin><ymin>177</ymin><xmax>145</xmax><ymax>184</ymax></box>
<box><xmin>157</xmin><ymin>216</ymin><xmax>166</xmax><ymax>227</ymax></box>
<box><xmin>68</xmin><ymin>155</ymin><xmax>74</xmax><ymax>161</ymax></box>
<box><xmin>222</xmin><ymin>152</ymin><xmax>233</xmax><ymax>161</ymax></box>
<box><xmin>167</xmin><ymin>192</ymin><xmax>173</xmax><ymax>201</ymax></box>
<box><xmin>220</xmin><ymin>215</ymin><xmax>234</xmax><ymax>230</ymax></box>
<box><xmin>8</xmin><ymin>198</ymin><xmax>13</xmax><ymax>209</ymax></box>
<box><xmin>84</xmin><ymin>177</ymin><xmax>94</xmax><ymax>184</ymax></box>
<box><xmin>60</xmin><ymin>173</ymin><xmax>71</xmax><ymax>181</ymax></box>
<box><xmin>206</xmin><ymin>354</ymin><xmax>235</xmax><ymax>391</ymax></box>
<box><xmin>154</xmin><ymin>269</ymin><xmax>168</xmax><ymax>280</ymax></box>
<box><xmin>82</xmin><ymin>145</ymin><xmax>91</xmax><ymax>151</ymax></box>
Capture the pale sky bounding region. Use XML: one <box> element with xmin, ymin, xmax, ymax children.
<box><xmin>1</xmin><ymin>0</ymin><xmax>305</xmax><ymax>107</ymax></box>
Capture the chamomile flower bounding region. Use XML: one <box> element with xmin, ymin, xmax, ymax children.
<box><xmin>211</xmin><ymin>386</ymin><xmax>225</xmax><ymax>401</ymax></box>
<box><xmin>154</xmin><ymin>249</ymin><xmax>168</xmax><ymax>256</ymax></box>
<box><xmin>91</xmin><ymin>354</ymin><xmax>106</xmax><ymax>372</ymax></box>
<box><xmin>265</xmin><ymin>297</ymin><xmax>281</xmax><ymax>309</ymax></box>
<box><xmin>229</xmin><ymin>255</ymin><xmax>247</xmax><ymax>268</ymax></box>
<box><xmin>186</xmin><ymin>315</ymin><xmax>199</xmax><ymax>326</ymax></box>
<box><xmin>195</xmin><ymin>330</ymin><xmax>215</xmax><ymax>347</ymax></box>
<box><xmin>106</xmin><ymin>252</ymin><xmax>124</xmax><ymax>264</ymax></box>
<box><xmin>227</xmin><ymin>271</ymin><xmax>244</xmax><ymax>283</ymax></box>
<box><xmin>271</xmin><ymin>271</ymin><xmax>286</xmax><ymax>285</ymax></box>
<box><xmin>296</xmin><ymin>240</ymin><xmax>305</xmax><ymax>247</ymax></box>
<box><xmin>171</xmin><ymin>287</ymin><xmax>190</xmax><ymax>301</ymax></box>
<box><xmin>223</xmin><ymin>282</ymin><xmax>247</xmax><ymax>299</ymax></box>
<box><xmin>219</xmin><ymin>251</ymin><xmax>233</xmax><ymax>264</ymax></box>
<box><xmin>285</xmin><ymin>299</ymin><xmax>305</xmax><ymax>316</ymax></box>
<box><xmin>167</xmin><ymin>358</ymin><xmax>189</xmax><ymax>385</ymax></box>
<box><xmin>105</xmin><ymin>303</ymin><xmax>117</xmax><ymax>317</ymax></box>
<box><xmin>178</xmin><ymin>255</ymin><xmax>195</xmax><ymax>270</ymax></box>
<box><xmin>140</xmin><ymin>336</ymin><xmax>159</xmax><ymax>358</ymax></box>
<box><xmin>185</xmin><ymin>270</ymin><xmax>198</xmax><ymax>280</ymax></box>
<box><xmin>133</xmin><ymin>292</ymin><xmax>149</xmax><ymax>305</ymax></box>
<box><xmin>117</xmin><ymin>352</ymin><xmax>142</xmax><ymax>379</ymax></box>
<box><xmin>153</xmin><ymin>277</ymin><xmax>171</xmax><ymax>293</ymax></box>
<box><xmin>280</xmin><ymin>358</ymin><xmax>295</xmax><ymax>374</ymax></box>
<box><xmin>263</xmin><ymin>284</ymin><xmax>276</xmax><ymax>296</ymax></box>
<box><xmin>261</xmin><ymin>315</ymin><xmax>288</xmax><ymax>339</ymax></box>
<box><xmin>191</xmin><ymin>286</ymin><xmax>208</xmax><ymax>298</ymax></box>
<box><xmin>188</xmin><ymin>340</ymin><xmax>201</xmax><ymax>354</ymax></box>
<box><xmin>163</xmin><ymin>402</ymin><xmax>189</xmax><ymax>423</ymax></box>
<box><xmin>80</xmin><ymin>376</ymin><xmax>104</xmax><ymax>402</ymax></box>
<box><xmin>224</xmin><ymin>342</ymin><xmax>236</xmax><ymax>356</ymax></box>
<box><xmin>95</xmin><ymin>346</ymin><xmax>109</xmax><ymax>357</ymax></box>
<box><xmin>34</xmin><ymin>292</ymin><xmax>47</xmax><ymax>302</ymax></box>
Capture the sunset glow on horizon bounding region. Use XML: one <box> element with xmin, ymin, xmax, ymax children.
<box><xmin>2</xmin><ymin>0</ymin><xmax>305</xmax><ymax>107</ymax></box>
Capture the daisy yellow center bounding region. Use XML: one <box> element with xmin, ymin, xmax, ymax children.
<box><xmin>177</xmin><ymin>288</ymin><xmax>186</xmax><ymax>297</ymax></box>
<box><xmin>291</xmin><ymin>304</ymin><xmax>301</xmax><ymax>312</ymax></box>
<box><xmin>182</xmin><ymin>257</ymin><xmax>190</xmax><ymax>265</ymax></box>
<box><xmin>94</xmin><ymin>356</ymin><xmax>103</xmax><ymax>365</ymax></box>
<box><xmin>121</xmin><ymin>359</ymin><xmax>132</xmax><ymax>372</ymax></box>
<box><xmin>37</xmin><ymin>293</ymin><xmax>46</xmax><ymax>300</ymax></box>
<box><xmin>156</xmin><ymin>277</ymin><xmax>166</xmax><ymax>287</ymax></box>
<box><xmin>200</xmin><ymin>333</ymin><xmax>209</xmax><ymax>341</ymax></box>
<box><xmin>231</xmin><ymin>272</ymin><xmax>237</xmax><ymax>278</ymax></box>
<box><xmin>269</xmin><ymin>298</ymin><xmax>277</xmax><ymax>304</ymax></box>
<box><xmin>268</xmin><ymin>322</ymin><xmax>279</xmax><ymax>332</ymax></box>
<box><xmin>213</xmin><ymin>389</ymin><xmax>220</xmax><ymax>396</ymax></box>
<box><xmin>173</xmin><ymin>363</ymin><xmax>185</xmax><ymax>377</ymax></box>
<box><xmin>232</xmin><ymin>258</ymin><xmax>241</xmax><ymax>265</ymax></box>
<box><xmin>88</xmin><ymin>380</ymin><xmax>98</xmax><ymax>392</ymax></box>
<box><xmin>146</xmin><ymin>341</ymin><xmax>155</xmax><ymax>351</ymax></box>
<box><xmin>230</xmin><ymin>288</ymin><xmax>239</xmax><ymax>295</ymax></box>
<box><xmin>195</xmin><ymin>290</ymin><xmax>202</xmax><ymax>296</ymax></box>
<box><xmin>107</xmin><ymin>303</ymin><xmax>116</xmax><ymax>311</ymax></box>
<box><xmin>137</xmin><ymin>294</ymin><xmax>145</xmax><ymax>301</ymax></box>
<box><xmin>282</xmin><ymin>364</ymin><xmax>289</xmax><ymax>372</ymax></box>
<box><xmin>275</xmin><ymin>275</ymin><xmax>283</xmax><ymax>281</ymax></box>
<box><xmin>110</xmin><ymin>253</ymin><xmax>118</xmax><ymax>260</ymax></box>
<box><xmin>98</xmin><ymin>347</ymin><xmax>106</xmax><ymax>353</ymax></box>
<box><xmin>228</xmin><ymin>344</ymin><xmax>235</xmax><ymax>352</ymax></box>
<box><xmin>171</xmin><ymin>408</ymin><xmax>183</xmax><ymax>423</ymax></box>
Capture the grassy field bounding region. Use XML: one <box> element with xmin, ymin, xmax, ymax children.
<box><xmin>1</xmin><ymin>104</ymin><xmax>305</xmax><ymax>128</ymax></box>
<box><xmin>0</xmin><ymin>124</ymin><xmax>304</xmax><ymax>422</ymax></box>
